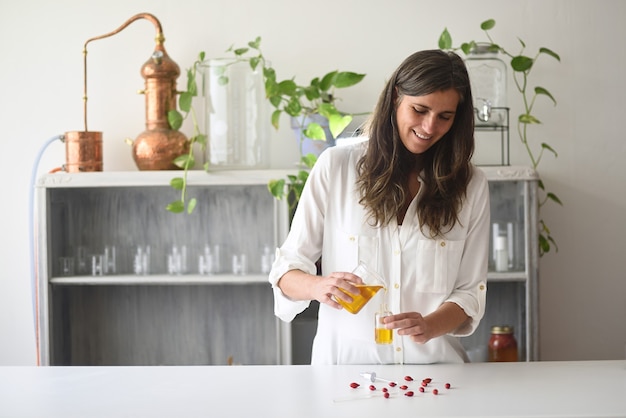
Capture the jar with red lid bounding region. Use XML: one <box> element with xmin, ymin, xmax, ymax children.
<box><xmin>488</xmin><ymin>325</ymin><xmax>518</xmax><ymax>362</ymax></box>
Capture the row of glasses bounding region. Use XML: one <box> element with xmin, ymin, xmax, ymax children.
<box><xmin>57</xmin><ymin>243</ymin><xmax>275</xmax><ymax>277</ymax></box>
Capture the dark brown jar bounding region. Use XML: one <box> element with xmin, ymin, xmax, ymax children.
<box><xmin>488</xmin><ymin>325</ymin><xmax>518</xmax><ymax>362</ymax></box>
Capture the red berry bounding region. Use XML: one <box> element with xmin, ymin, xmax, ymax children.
<box><xmin>388</xmin><ymin>382</ymin><xmax>397</xmax><ymax>387</ymax></box>
<box><xmin>400</xmin><ymin>385</ymin><xmax>408</xmax><ymax>390</ymax></box>
<box><xmin>433</xmin><ymin>389</ymin><xmax>439</xmax><ymax>395</ymax></box>
<box><xmin>424</xmin><ymin>377</ymin><xmax>432</xmax><ymax>383</ymax></box>
<box><xmin>445</xmin><ymin>383</ymin><xmax>451</xmax><ymax>389</ymax></box>
<box><xmin>421</xmin><ymin>381</ymin><xmax>428</xmax><ymax>387</ymax></box>
<box><xmin>349</xmin><ymin>382</ymin><xmax>360</xmax><ymax>388</ymax></box>
<box><xmin>404</xmin><ymin>375</ymin><xmax>413</xmax><ymax>381</ymax></box>
<box><xmin>418</xmin><ymin>386</ymin><xmax>425</xmax><ymax>393</ymax></box>
<box><xmin>383</xmin><ymin>392</ymin><xmax>390</xmax><ymax>398</ymax></box>
<box><xmin>369</xmin><ymin>385</ymin><xmax>376</xmax><ymax>391</ymax></box>
<box><xmin>404</xmin><ymin>391</ymin><xmax>414</xmax><ymax>397</ymax></box>
<box><xmin>382</xmin><ymin>387</ymin><xmax>388</xmax><ymax>393</ymax></box>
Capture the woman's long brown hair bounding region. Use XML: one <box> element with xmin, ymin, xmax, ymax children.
<box><xmin>356</xmin><ymin>49</ymin><xmax>475</xmax><ymax>237</ymax></box>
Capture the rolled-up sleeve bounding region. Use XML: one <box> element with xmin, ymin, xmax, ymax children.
<box><xmin>268</xmin><ymin>150</ymin><xmax>333</xmax><ymax>322</ymax></box>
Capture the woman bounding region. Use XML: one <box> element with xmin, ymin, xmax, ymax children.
<box><xmin>268</xmin><ymin>49</ymin><xmax>490</xmax><ymax>365</ymax></box>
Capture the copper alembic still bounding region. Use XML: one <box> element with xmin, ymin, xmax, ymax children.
<box><xmin>65</xmin><ymin>12</ymin><xmax>188</xmax><ymax>172</ymax></box>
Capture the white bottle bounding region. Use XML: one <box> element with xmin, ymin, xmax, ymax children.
<box><xmin>495</xmin><ymin>235</ymin><xmax>509</xmax><ymax>272</ymax></box>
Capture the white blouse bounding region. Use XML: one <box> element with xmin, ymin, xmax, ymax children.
<box><xmin>269</xmin><ymin>141</ymin><xmax>490</xmax><ymax>365</ymax></box>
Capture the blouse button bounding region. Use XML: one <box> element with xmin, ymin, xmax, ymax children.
<box><xmin>440</xmin><ymin>241</ymin><xmax>446</xmax><ymax>247</ymax></box>
<box><xmin>394</xmin><ymin>283</ymin><xmax>400</xmax><ymax>289</ymax></box>
<box><xmin>349</xmin><ymin>236</ymin><xmax>355</xmax><ymax>242</ymax></box>
<box><xmin>395</xmin><ymin>347</ymin><xmax>402</xmax><ymax>352</ymax></box>
<box><xmin>480</xmin><ymin>284</ymin><xmax>485</xmax><ymax>291</ymax></box>
<box><xmin>393</xmin><ymin>249</ymin><xmax>400</xmax><ymax>255</ymax></box>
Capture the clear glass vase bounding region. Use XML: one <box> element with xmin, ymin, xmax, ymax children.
<box><xmin>200</xmin><ymin>58</ymin><xmax>270</xmax><ymax>169</ymax></box>
<box><xmin>465</xmin><ymin>43</ymin><xmax>507</xmax><ymax>126</ymax></box>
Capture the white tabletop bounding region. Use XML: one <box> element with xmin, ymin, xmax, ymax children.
<box><xmin>0</xmin><ymin>360</ymin><xmax>624</xmax><ymax>417</ymax></box>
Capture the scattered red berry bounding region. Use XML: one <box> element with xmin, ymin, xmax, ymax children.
<box><xmin>445</xmin><ymin>383</ymin><xmax>451</xmax><ymax>389</ymax></box>
<box><xmin>400</xmin><ymin>385</ymin><xmax>408</xmax><ymax>390</ymax></box>
<box><xmin>383</xmin><ymin>392</ymin><xmax>390</xmax><ymax>399</ymax></box>
<box><xmin>369</xmin><ymin>385</ymin><xmax>376</xmax><ymax>391</ymax></box>
<box><xmin>404</xmin><ymin>391</ymin><xmax>414</xmax><ymax>397</ymax></box>
<box><xmin>421</xmin><ymin>381</ymin><xmax>428</xmax><ymax>387</ymax></box>
<box><xmin>423</xmin><ymin>378</ymin><xmax>432</xmax><ymax>383</ymax></box>
<box><xmin>349</xmin><ymin>382</ymin><xmax>360</xmax><ymax>388</ymax></box>
<box><xmin>404</xmin><ymin>375</ymin><xmax>413</xmax><ymax>381</ymax></box>
<box><xmin>382</xmin><ymin>387</ymin><xmax>388</xmax><ymax>393</ymax></box>
<box><xmin>418</xmin><ymin>386</ymin><xmax>425</xmax><ymax>393</ymax></box>
<box><xmin>433</xmin><ymin>389</ymin><xmax>439</xmax><ymax>395</ymax></box>
<box><xmin>388</xmin><ymin>382</ymin><xmax>397</xmax><ymax>387</ymax></box>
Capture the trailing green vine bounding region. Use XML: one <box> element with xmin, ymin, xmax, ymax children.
<box><xmin>166</xmin><ymin>51</ymin><xmax>208</xmax><ymax>214</ymax></box>
<box><xmin>439</xmin><ymin>19</ymin><xmax>562</xmax><ymax>256</ymax></box>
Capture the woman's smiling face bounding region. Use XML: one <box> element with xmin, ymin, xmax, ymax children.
<box><xmin>395</xmin><ymin>88</ymin><xmax>460</xmax><ymax>155</ymax></box>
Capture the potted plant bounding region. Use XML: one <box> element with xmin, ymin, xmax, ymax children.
<box><xmin>165</xmin><ymin>38</ymin><xmax>366</xmax><ymax>214</ymax></box>
<box><xmin>438</xmin><ymin>19</ymin><xmax>562</xmax><ymax>255</ymax></box>
<box><xmin>226</xmin><ymin>37</ymin><xmax>366</xmax><ymax>210</ymax></box>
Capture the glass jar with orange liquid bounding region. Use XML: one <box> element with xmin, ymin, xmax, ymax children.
<box><xmin>375</xmin><ymin>303</ymin><xmax>393</xmax><ymax>344</ymax></box>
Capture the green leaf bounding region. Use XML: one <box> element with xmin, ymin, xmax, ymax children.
<box><xmin>511</xmin><ymin>55</ymin><xmax>533</xmax><ymax>72</ymax></box>
<box><xmin>179</xmin><ymin>92</ymin><xmax>193</xmax><ymax>113</ymax></box>
<box><xmin>173</xmin><ymin>154</ymin><xmax>194</xmax><ymax>169</ymax></box>
<box><xmin>166</xmin><ymin>200</ymin><xmax>185</xmax><ymax>213</ymax></box>
<box><xmin>268</xmin><ymin>179</ymin><xmax>286</xmax><ymax>199</ymax></box>
<box><xmin>334</xmin><ymin>72</ymin><xmax>365</xmax><ymax>88</ymax></box>
<box><xmin>187</xmin><ymin>198</ymin><xmax>197</xmax><ymax>214</ymax></box>
<box><xmin>539</xmin><ymin>47</ymin><xmax>561</xmax><ymax>62</ymax></box>
<box><xmin>460</xmin><ymin>42</ymin><xmax>474</xmax><ymax>56</ymax></box>
<box><xmin>535</xmin><ymin>86</ymin><xmax>557</xmax><ymax>106</ymax></box>
<box><xmin>303</xmin><ymin>122</ymin><xmax>326</xmax><ymax>140</ymax></box>
<box><xmin>319</xmin><ymin>71</ymin><xmax>338</xmax><ymax>91</ymax></box>
<box><xmin>233</xmin><ymin>47</ymin><xmax>249</xmax><ymax>56</ymax></box>
<box><xmin>218</xmin><ymin>75</ymin><xmax>229</xmax><ymax>86</ymax></box>
<box><xmin>271</xmin><ymin>110</ymin><xmax>281</xmax><ymax>130</ymax></box>
<box><xmin>170</xmin><ymin>177</ymin><xmax>184</xmax><ymax>190</ymax></box>
<box><xmin>546</xmin><ymin>192</ymin><xmax>563</xmax><ymax>205</ymax></box>
<box><xmin>519</xmin><ymin>114</ymin><xmax>541</xmax><ymax>124</ymax></box>
<box><xmin>438</xmin><ymin>28</ymin><xmax>452</xmax><ymax>50</ymax></box>
<box><xmin>328</xmin><ymin>113</ymin><xmax>352</xmax><ymax>139</ymax></box>
<box><xmin>541</xmin><ymin>142</ymin><xmax>558</xmax><ymax>157</ymax></box>
<box><xmin>539</xmin><ymin>234</ymin><xmax>550</xmax><ymax>254</ymax></box>
<box><xmin>249</xmin><ymin>36</ymin><xmax>261</xmax><ymax>49</ymax></box>
<box><xmin>168</xmin><ymin>110</ymin><xmax>183</xmax><ymax>130</ymax></box>
<box><xmin>301</xmin><ymin>153</ymin><xmax>317</xmax><ymax>168</ymax></box>
<box><xmin>480</xmin><ymin>19</ymin><xmax>496</xmax><ymax>30</ymax></box>
<box><xmin>194</xmin><ymin>133</ymin><xmax>208</xmax><ymax>147</ymax></box>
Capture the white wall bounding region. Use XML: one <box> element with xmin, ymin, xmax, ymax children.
<box><xmin>1</xmin><ymin>0</ymin><xmax>624</xmax><ymax>365</ymax></box>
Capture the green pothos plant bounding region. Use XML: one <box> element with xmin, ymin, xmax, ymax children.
<box><xmin>225</xmin><ymin>36</ymin><xmax>365</xmax><ymax>212</ymax></box>
<box><xmin>166</xmin><ymin>51</ymin><xmax>208</xmax><ymax>214</ymax></box>
<box><xmin>439</xmin><ymin>19</ymin><xmax>562</xmax><ymax>256</ymax></box>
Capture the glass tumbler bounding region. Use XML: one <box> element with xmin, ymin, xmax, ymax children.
<box><xmin>336</xmin><ymin>262</ymin><xmax>386</xmax><ymax>314</ymax></box>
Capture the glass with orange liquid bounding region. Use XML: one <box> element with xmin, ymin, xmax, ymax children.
<box><xmin>336</xmin><ymin>262</ymin><xmax>386</xmax><ymax>314</ymax></box>
<box><xmin>375</xmin><ymin>302</ymin><xmax>393</xmax><ymax>344</ymax></box>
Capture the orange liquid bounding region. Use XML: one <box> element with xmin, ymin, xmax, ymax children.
<box><xmin>337</xmin><ymin>285</ymin><xmax>383</xmax><ymax>314</ymax></box>
<box><xmin>375</xmin><ymin>327</ymin><xmax>393</xmax><ymax>344</ymax></box>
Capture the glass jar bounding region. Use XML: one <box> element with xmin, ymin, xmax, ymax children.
<box><xmin>200</xmin><ymin>58</ymin><xmax>270</xmax><ymax>169</ymax></box>
<box><xmin>465</xmin><ymin>43</ymin><xmax>507</xmax><ymax>126</ymax></box>
<box><xmin>488</xmin><ymin>325</ymin><xmax>518</xmax><ymax>362</ymax></box>
<box><xmin>374</xmin><ymin>304</ymin><xmax>393</xmax><ymax>345</ymax></box>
